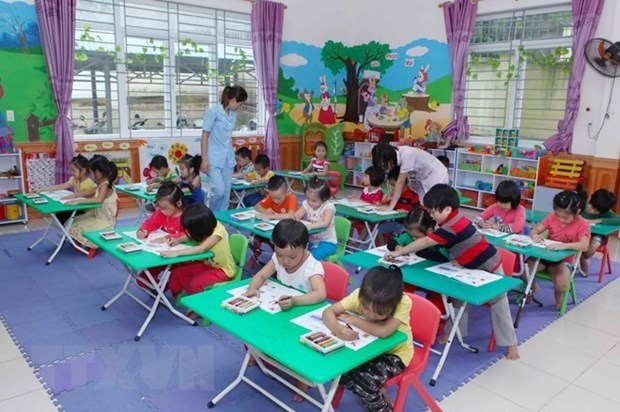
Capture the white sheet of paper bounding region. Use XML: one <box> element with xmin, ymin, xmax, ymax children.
<box><xmin>41</xmin><ymin>189</ymin><xmax>74</xmax><ymax>200</ymax></box>
<box><xmin>58</xmin><ymin>197</ymin><xmax>87</xmax><ymax>204</ymax></box>
<box><xmin>123</xmin><ymin>229</ymin><xmax>192</xmax><ymax>255</ymax></box>
<box><xmin>333</xmin><ymin>198</ymin><xmax>370</xmax><ymax>207</ymax></box>
<box><xmin>426</xmin><ymin>262</ymin><xmax>502</xmax><ymax>287</ymax></box>
<box><xmin>290</xmin><ymin>306</ymin><xmax>378</xmax><ymax>351</ymax></box>
<box><xmin>366</xmin><ymin>245</ymin><xmax>390</xmax><ymax>257</ymax></box>
<box><xmin>366</xmin><ymin>246</ymin><xmax>426</xmax><ymax>267</ymax></box>
<box><xmin>226</xmin><ymin>280</ymin><xmax>303</xmax><ymax>314</ymax></box>
<box><xmin>477</xmin><ymin>228</ymin><xmax>508</xmax><ymax>238</ymax></box>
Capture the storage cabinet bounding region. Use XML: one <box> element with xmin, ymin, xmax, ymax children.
<box><xmin>341</xmin><ymin>141</ymin><xmax>376</xmax><ymax>187</ymax></box>
<box><xmin>0</xmin><ymin>151</ymin><xmax>28</xmax><ymax>224</ymax></box>
<box><xmin>453</xmin><ymin>148</ymin><xmax>539</xmax><ymax>210</ymax></box>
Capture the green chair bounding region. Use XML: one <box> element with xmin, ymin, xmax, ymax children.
<box><xmin>534</xmin><ymin>268</ymin><xmax>578</xmax><ymax>317</ymax></box>
<box><xmin>325</xmin><ymin>216</ymin><xmax>352</xmax><ymax>265</ymax></box>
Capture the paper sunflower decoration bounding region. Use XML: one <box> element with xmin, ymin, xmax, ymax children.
<box><xmin>168</xmin><ymin>142</ymin><xmax>188</xmax><ymax>165</ymax></box>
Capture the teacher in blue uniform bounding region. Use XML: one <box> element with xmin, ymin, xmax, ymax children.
<box><xmin>200</xmin><ymin>85</ymin><xmax>248</xmax><ymax>212</ymax></box>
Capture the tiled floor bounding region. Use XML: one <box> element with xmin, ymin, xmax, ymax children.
<box><xmin>1</xmin><ymin>206</ymin><xmax>619</xmax><ymax>411</ymax></box>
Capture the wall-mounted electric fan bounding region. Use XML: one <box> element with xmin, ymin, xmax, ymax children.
<box><xmin>584</xmin><ymin>38</ymin><xmax>620</xmax><ymax>77</ymax></box>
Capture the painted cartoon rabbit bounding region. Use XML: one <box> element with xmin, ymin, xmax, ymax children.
<box><xmin>412</xmin><ymin>64</ymin><xmax>430</xmax><ymax>94</ymax></box>
<box><xmin>318</xmin><ymin>75</ymin><xmax>336</xmax><ymax>124</ymax></box>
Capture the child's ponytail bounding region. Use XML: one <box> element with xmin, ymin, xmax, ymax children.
<box><xmin>305</xmin><ymin>176</ymin><xmax>331</xmax><ymax>201</ymax></box>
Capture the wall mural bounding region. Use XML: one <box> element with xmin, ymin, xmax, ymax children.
<box><xmin>0</xmin><ymin>0</ymin><xmax>57</xmax><ymax>143</ymax></box>
<box><xmin>276</xmin><ymin>38</ymin><xmax>452</xmax><ymax>143</ymax></box>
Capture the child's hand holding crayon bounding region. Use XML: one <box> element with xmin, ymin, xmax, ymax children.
<box><xmin>277</xmin><ymin>295</ymin><xmax>293</xmax><ymax>311</ymax></box>
<box><xmin>244</xmin><ymin>288</ymin><xmax>260</xmax><ymax>298</ymax></box>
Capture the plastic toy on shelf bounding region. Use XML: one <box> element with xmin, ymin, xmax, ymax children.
<box><xmin>474</xmin><ymin>180</ymin><xmax>493</xmax><ymax>192</ymax></box>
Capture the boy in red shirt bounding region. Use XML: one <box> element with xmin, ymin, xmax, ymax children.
<box><xmin>383</xmin><ymin>167</ymin><xmax>420</xmax><ymax>211</ymax></box>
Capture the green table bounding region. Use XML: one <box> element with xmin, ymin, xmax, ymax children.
<box><xmin>116</xmin><ymin>183</ymin><xmax>157</xmax><ymax>222</ymax></box>
<box><xmin>274</xmin><ymin>170</ymin><xmax>336</xmax><ymax>194</ymax></box>
<box><xmin>181</xmin><ymin>278</ymin><xmax>406</xmax><ymax>411</ymax></box>
<box><xmin>216</xmin><ymin>207</ymin><xmax>324</xmax><ymax>238</ymax></box>
<box><xmin>341</xmin><ymin>250</ymin><xmax>521</xmax><ymax>386</ymax></box>
<box><xmin>84</xmin><ymin>227</ymin><xmax>214</xmax><ymax>341</ymax></box>
<box><xmin>230</xmin><ymin>180</ymin><xmax>267</xmax><ymax>209</ymax></box>
<box><xmin>334</xmin><ymin>203</ymin><xmax>407</xmax><ymax>249</ymax></box>
<box><xmin>525</xmin><ymin>209</ymin><xmax>619</xmax><ymax>236</ymax></box>
<box><xmin>486</xmin><ymin>235</ymin><xmax>579</xmax><ymax>327</ymax></box>
<box><xmin>15</xmin><ymin>193</ymin><xmax>101</xmax><ymax>265</ymax></box>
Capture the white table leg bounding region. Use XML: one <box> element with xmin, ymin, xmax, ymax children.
<box><xmin>28</xmin><ymin>211</ymin><xmax>88</xmax><ymax>265</ymax></box>
<box><xmin>232</xmin><ymin>189</ymin><xmax>246</xmax><ymax>209</ymax></box>
<box><xmin>514</xmin><ymin>256</ymin><xmax>540</xmax><ymax>328</ymax></box>
<box><xmin>208</xmin><ymin>352</ymin><xmax>252</xmax><ymax>408</ymax></box>
<box><xmin>430</xmin><ymin>300</ymin><xmax>472</xmax><ymax>386</ymax></box>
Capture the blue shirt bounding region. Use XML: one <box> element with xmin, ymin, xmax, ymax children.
<box><xmin>202</xmin><ymin>105</ymin><xmax>237</xmax><ymax>169</ymax></box>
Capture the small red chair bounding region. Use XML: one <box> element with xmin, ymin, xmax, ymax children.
<box><xmin>332</xmin><ymin>292</ymin><xmax>442</xmax><ymax>412</ymax></box>
<box><xmin>322</xmin><ymin>262</ymin><xmax>349</xmax><ymax>301</ymax></box>
<box><xmin>488</xmin><ymin>248</ymin><xmax>516</xmax><ymax>352</ymax></box>
<box><xmin>326</xmin><ymin>171</ymin><xmax>341</xmax><ymax>198</ymax></box>
<box><xmin>597</xmin><ymin>238</ymin><xmax>612</xmax><ymax>283</ymax></box>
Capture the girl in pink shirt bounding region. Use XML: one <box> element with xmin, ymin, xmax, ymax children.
<box><xmin>527</xmin><ymin>190</ymin><xmax>590</xmax><ymax>310</ymax></box>
<box><xmin>474</xmin><ymin>180</ymin><xmax>526</xmax><ymax>234</ymax></box>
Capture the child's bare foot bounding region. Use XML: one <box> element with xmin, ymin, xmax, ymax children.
<box><xmin>525</xmin><ymin>282</ymin><xmax>538</xmax><ymax>304</ymax></box>
<box><xmin>438</xmin><ymin>333</ymin><xmax>449</xmax><ymax>345</ymax></box>
<box><xmin>579</xmin><ymin>258</ymin><xmax>589</xmax><ymax>277</ymax></box>
<box><xmin>381</xmin><ymin>387</ymin><xmax>394</xmax><ymax>408</ymax></box>
<box><xmin>506</xmin><ymin>345</ymin><xmax>520</xmax><ymax>360</ymax></box>
<box><xmin>292</xmin><ymin>380</ymin><xmax>309</xmax><ymax>403</ymax></box>
<box><xmin>185</xmin><ymin>310</ymin><xmax>199</xmax><ymax>320</ymax></box>
<box><xmin>247</xmin><ymin>355</ymin><xmax>257</xmax><ymax>367</ymax></box>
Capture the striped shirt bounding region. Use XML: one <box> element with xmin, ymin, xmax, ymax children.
<box><xmin>428</xmin><ymin>209</ymin><xmax>501</xmax><ymax>272</ymax></box>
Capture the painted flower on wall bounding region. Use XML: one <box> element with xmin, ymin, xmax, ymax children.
<box><xmin>168</xmin><ymin>142</ymin><xmax>188</xmax><ymax>165</ymax></box>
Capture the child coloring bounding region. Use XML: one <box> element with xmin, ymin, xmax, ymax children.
<box><xmin>135</xmin><ymin>182</ymin><xmax>187</xmax><ymax>289</ymax></box>
<box><xmin>233</xmin><ymin>147</ymin><xmax>255</xmax><ymax>179</ymax></box>
<box><xmin>243</xmin><ymin>154</ymin><xmax>275</xmax><ymax>207</ymax></box>
<box><xmin>293</xmin><ymin>177</ymin><xmax>337</xmax><ymax>260</ymax></box>
<box><xmin>386</xmin><ymin>184</ymin><xmax>519</xmax><ymax>359</ymax></box>
<box><xmin>254</xmin><ymin>175</ymin><xmax>299</xmax><ymax>220</ymax></box>
<box><xmin>37</xmin><ymin>154</ymin><xmax>96</xmax><ymax>223</ymax></box>
<box><xmin>177</xmin><ymin>154</ymin><xmax>204</xmax><ymax>205</ymax></box>
<box><xmin>350</xmin><ymin>166</ymin><xmax>384</xmax><ymax>239</ymax></box>
<box><xmin>302</xmin><ymin>141</ymin><xmax>330</xmax><ymax>175</ymax></box>
<box><xmin>528</xmin><ymin>190</ymin><xmax>590</xmax><ymax>308</ymax></box>
<box><xmin>382</xmin><ymin>167</ymin><xmax>420</xmax><ymax>211</ymax></box>
<box><xmin>245</xmin><ymin>219</ymin><xmax>326</xmax><ymax>402</ymax></box>
<box><xmin>146</xmin><ymin>155</ymin><xmax>178</xmax><ymax>190</ymax></box>
<box><xmin>67</xmin><ymin>156</ymin><xmax>119</xmax><ymax>249</ymax></box>
<box><xmin>323</xmin><ymin>266</ymin><xmax>412</xmax><ymax>411</ymax></box>
<box><xmin>161</xmin><ymin>203</ymin><xmax>236</xmax><ymax>318</ymax></box>
<box><xmin>474</xmin><ymin>180</ymin><xmax>526</xmax><ymax>234</ymax></box>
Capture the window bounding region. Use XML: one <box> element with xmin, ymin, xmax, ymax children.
<box><xmin>72</xmin><ymin>0</ymin><xmax>259</xmax><ymax>138</ymax></box>
<box><xmin>464</xmin><ymin>7</ymin><xmax>573</xmax><ymax>140</ymax></box>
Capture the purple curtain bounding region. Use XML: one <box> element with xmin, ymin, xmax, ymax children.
<box><xmin>543</xmin><ymin>0</ymin><xmax>605</xmax><ymax>153</ymax></box>
<box><xmin>442</xmin><ymin>0</ymin><xmax>478</xmax><ymax>144</ymax></box>
<box><xmin>251</xmin><ymin>0</ymin><xmax>284</xmax><ymax>170</ymax></box>
<box><xmin>35</xmin><ymin>0</ymin><xmax>76</xmax><ymax>183</ymax></box>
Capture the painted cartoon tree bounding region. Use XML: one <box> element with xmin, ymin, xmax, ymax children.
<box><xmin>0</xmin><ymin>4</ymin><xmax>29</xmax><ymax>53</ymax></box>
<box><xmin>321</xmin><ymin>41</ymin><xmax>393</xmax><ymax>122</ymax></box>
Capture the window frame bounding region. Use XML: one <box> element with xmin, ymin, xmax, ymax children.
<box><xmin>464</xmin><ymin>5</ymin><xmax>573</xmax><ymax>144</ymax></box>
<box><xmin>72</xmin><ymin>0</ymin><xmax>263</xmax><ymax>141</ymax></box>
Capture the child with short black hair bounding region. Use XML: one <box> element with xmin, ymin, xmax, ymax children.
<box><xmin>246</xmin><ymin>219</ymin><xmax>327</xmax><ymax>402</ymax></box>
<box><xmin>528</xmin><ymin>190</ymin><xmax>590</xmax><ymax>305</ymax></box>
<box><xmin>474</xmin><ymin>180</ymin><xmax>526</xmax><ymax>234</ymax></box>
<box><xmin>255</xmin><ymin>175</ymin><xmax>299</xmax><ymax>219</ymax></box>
<box><xmin>382</xmin><ymin>167</ymin><xmax>420</xmax><ymax>211</ymax></box>
<box><xmin>580</xmin><ymin>188</ymin><xmax>620</xmax><ymax>276</ymax></box>
<box><xmin>243</xmin><ymin>154</ymin><xmax>275</xmax><ymax>207</ymax></box>
<box><xmin>302</xmin><ymin>141</ymin><xmax>330</xmax><ymax>175</ymax></box>
<box><xmin>233</xmin><ymin>147</ymin><xmax>254</xmax><ymax>179</ymax></box>
<box><xmin>386</xmin><ymin>184</ymin><xmax>520</xmax><ymax>360</ymax></box>
<box><xmin>323</xmin><ymin>266</ymin><xmax>412</xmax><ymax>411</ymax></box>
<box><xmin>294</xmin><ymin>177</ymin><xmax>337</xmax><ymax>260</ymax></box>
<box><xmin>162</xmin><ymin>204</ymin><xmax>236</xmax><ymax>317</ymax></box>
<box><xmin>147</xmin><ymin>155</ymin><xmax>178</xmax><ymax>190</ymax></box>
<box><xmin>177</xmin><ymin>154</ymin><xmax>204</xmax><ymax>205</ymax></box>
<box><xmin>436</xmin><ymin>155</ymin><xmax>450</xmax><ymax>169</ymax></box>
